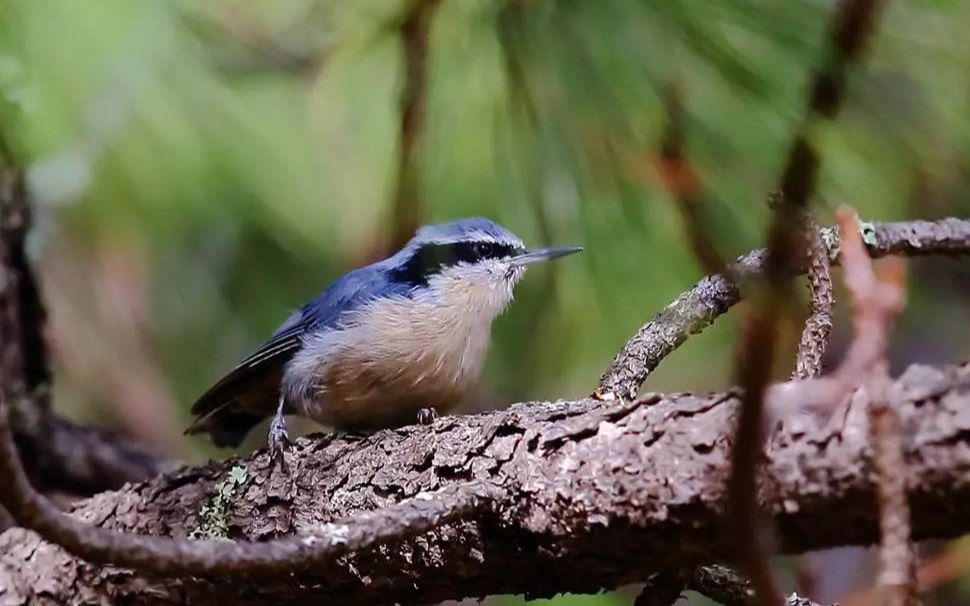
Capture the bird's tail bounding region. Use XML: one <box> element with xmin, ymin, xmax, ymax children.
<box><xmin>185</xmin><ymin>367</ymin><xmax>284</xmax><ymax>448</ymax></box>
<box><xmin>184</xmin><ymin>402</ymin><xmax>267</xmax><ymax>448</ymax></box>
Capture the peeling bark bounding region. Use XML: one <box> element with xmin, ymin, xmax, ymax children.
<box><xmin>1</xmin><ymin>362</ymin><xmax>969</xmax><ymax>605</ymax></box>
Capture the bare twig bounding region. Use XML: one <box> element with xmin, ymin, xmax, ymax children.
<box><xmin>659</xmin><ymin>85</ymin><xmax>725</xmax><ymax>276</ymax></box>
<box><xmin>870</xmin><ymin>402</ymin><xmax>917</xmax><ymax>606</ymax></box>
<box><xmin>389</xmin><ymin>0</ymin><xmax>442</xmax><ymax>251</ymax></box>
<box><xmin>688</xmin><ymin>564</ymin><xmax>758</xmax><ymax>605</ymax></box>
<box><xmin>793</xmin><ymin>214</ymin><xmax>835</xmax><ymax>380</ymax></box>
<box><xmin>679</xmin><ymin>564</ymin><xmax>834</xmax><ymax>606</ymax></box>
<box><xmin>836</xmin><ymin>208</ymin><xmax>916</xmax><ymax>606</ymax></box>
<box><xmin>764</xmin><ymin>207</ymin><xmax>915</xmax><ymax>604</ymax></box>
<box><xmin>730</xmin><ymin>308</ymin><xmax>784</xmax><ymax>605</ymax></box>
<box><xmin>833</xmin><ymin>214</ymin><xmax>904</xmax><ymax>385</ymax></box>
<box><xmin>635</xmin><ymin>564</ymin><xmax>839</xmax><ymax>606</ymax></box>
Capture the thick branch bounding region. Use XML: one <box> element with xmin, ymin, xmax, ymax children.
<box><xmin>2</xmin><ymin>362</ymin><xmax>969</xmax><ymax>605</ymax></box>
<box><xmin>596</xmin><ymin>217</ymin><xmax>970</xmax><ymax>401</ymax></box>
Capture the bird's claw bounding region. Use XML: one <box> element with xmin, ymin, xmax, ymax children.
<box><xmin>417</xmin><ymin>407</ymin><xmax>439</xmax><ymax>426</ymax></box>
<box><xmin>268</xmin><ymin>414</ymin><xmax>291</xmax><ymax>469</ymax></box>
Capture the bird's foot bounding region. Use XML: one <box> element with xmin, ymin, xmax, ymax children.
<box><xmin>417</xmin><ymin>407</ymin><xmax>439</xmax><ymax>426</ymax></box>
<box><xmin>268</xmin><ymin>413</ymin><xmax>292</xmax><ymax>469</ymax></box>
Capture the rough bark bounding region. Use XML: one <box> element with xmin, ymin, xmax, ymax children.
<box><xmin>1</xmin><ymin>362</ymin><xmax>968</xmax><ymax>605</ymax></box>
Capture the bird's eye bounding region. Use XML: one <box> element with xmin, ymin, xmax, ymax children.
<box><xmin>475</xmin><ymin>242</ymin><xmax>495</xmax><ymax>258</ymax></box>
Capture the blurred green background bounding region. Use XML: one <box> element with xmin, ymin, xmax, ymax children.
<box><xmin>2</xmin><ymin>0</ymin><xmax>970</xmax><ymax>603</ymax></box>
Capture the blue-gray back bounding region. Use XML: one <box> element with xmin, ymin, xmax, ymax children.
<box><xmin>241</xmin><ymin>261</ymin><xmax>414</xmax><ymax>374</ymax></box>
<box><xmin>188</xmin><ymin>259</ymin><xmax>413</xmax><ymax>419</ymax></box>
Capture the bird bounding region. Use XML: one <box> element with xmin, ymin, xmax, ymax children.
<box><xmin>185</xmin><ymin>217</ymin><xmax>581</xmax><ymax>458</ymax></box>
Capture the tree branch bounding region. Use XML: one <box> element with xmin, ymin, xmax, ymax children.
<box><xmin>2</xmin><ymin>361</ymin><xmax>970</xmax><ymax>604</ymax></box>
<box><xmin>835</xmin><ymin>208</ymin><xmax>918</xmax><ymax>605</ymax></box>
<box><xmin>658</xmin><ymin>84</ymin><xmax>726</xmax><ymax>276</ymax></box>
<box><xmin>595</xmin><ymin>216</ymin><xmax>970</xmax><ymax>401</ymax></box>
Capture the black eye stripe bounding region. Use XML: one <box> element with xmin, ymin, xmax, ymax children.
<box><xmin>390</xmin><ymin>240</ymin><xmax>524</xmax><ymax>287</ymax></box>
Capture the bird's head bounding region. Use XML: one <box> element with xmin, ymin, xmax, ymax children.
<box><xmin>387</xmin><ymin>217</ymin><xmax>581</xmax><ymax>317</ymax></box>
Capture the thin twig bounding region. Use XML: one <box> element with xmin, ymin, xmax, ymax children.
<box><xmin>730</xmin><ymin>309</ymin><xmax>784</xmax><ymax>605</ymax></box>
<box><xmin>635</xmin><ymin>564</ymin><xmax>835</xmax><ymax>606</ymax></box>
<box><xmin>870</xmin><ymin>401</ymin><xmax>917</xmax><ymax>606</ymax></box>
<box><xmin>833</xmin><ymin>215</ymin><xmax>904</xmax><ymax>385</ymax></box>
<box><xmin>836</xmin><ymin>209</ymin><xmax>917</xmax><ymax>606</ymax></box>
<box><xmin>793</xmin><ymin>214</ymin><xmax>835</xmax><ymax>380</ymax></box>
<box><xmin>389</xmin><ymin>0</ymin><xmax>442</xmax><ymax>251</ymax></box>
<box><xmin>765</xmin><ymin>208</ymin><xmax>914</xmax><ymax>603</ymax></box>
<box><xmin>659</xmin><ymin>85</ymin><xmax>725</xmax><ymax>276</ymax></box>
<box><xmin>691</xmin><ymin>566</ymin><xmax>833</xmax><ymax>606</ymax></box>
<box><xmin>688</xmin><ymin>564</ymin><xmax>759</xmax><ymax>605</ymax></box>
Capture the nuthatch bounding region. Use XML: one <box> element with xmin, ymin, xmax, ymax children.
<box><xmin>185</xmin><ymin>218</ymin><xmax>581</xmax><ymax>457</ymax></box>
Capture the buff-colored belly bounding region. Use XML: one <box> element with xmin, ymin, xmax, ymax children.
<box><xmin>286</xmin><ymin>290</ymin><xmax>498</xmax><ymax>430</ymax></box>
<box><xmin>308</xmin><ymin>351</ymin><xmax>468</xmax><ymax>430</ymax></box>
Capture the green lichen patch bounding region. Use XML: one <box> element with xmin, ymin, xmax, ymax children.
<box><xmin>820</xmin><ymin>221</ymin><xmax>877</xmax><ymax>261</ymax></box>
<box><xmin>191</xmin><ymin>464</ymin><xmax>249</xmax><ymax>540</ymax></box>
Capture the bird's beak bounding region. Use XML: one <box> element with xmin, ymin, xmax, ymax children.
<box><xmin>510</xmin><ymin>245</ymin><xmax>583</xmax><ymax>266</ymax></box>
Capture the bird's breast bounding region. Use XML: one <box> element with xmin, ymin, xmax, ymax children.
<box><xmin>284</xmin><ymin>296</ymin><xmax>494</xmax><ymax>429</ymax></box>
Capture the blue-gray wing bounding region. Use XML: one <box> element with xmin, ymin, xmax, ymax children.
<box><xmin>185</xmin><ymin>265</ymin><xmax>411</xmax><ymax>446</ymax></box>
